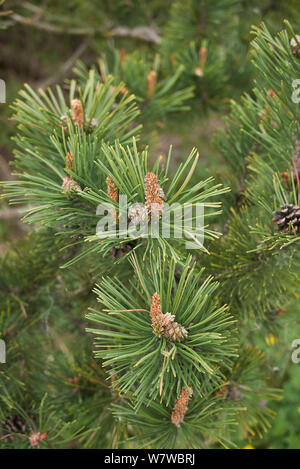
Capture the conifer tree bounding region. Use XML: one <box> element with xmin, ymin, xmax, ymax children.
<box><xmin>1</xmin><ymin>1</ymin><xmax>300</xmax><ymax>450</ymax></box>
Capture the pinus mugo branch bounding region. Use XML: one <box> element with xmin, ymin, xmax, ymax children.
<box><xmin>3</xmin><ymin>19</ymin><xmax>298</xmax><ymax>449</ymax></box>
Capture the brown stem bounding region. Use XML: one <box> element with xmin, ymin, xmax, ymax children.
<box><xmin>292</xmin><ymin>156</ymin><xmax>300</xmax><ymax>205</ymax></box>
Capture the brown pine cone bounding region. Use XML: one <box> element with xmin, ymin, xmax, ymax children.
<box><xmin>110</xmin><ymin>241</ymin><xmax>137</xmax><ymax>260</ymax></box>
<box><xmin>272</xmin><ymin>204</ymin><xmax>300</xmax><ymax>233</ymax></box>
<box><xmin>226</xmin><ymin>383</ymin><xmax>243</xmax><ymax>401</ymax></box>
<box><xmin>164</xmin><ymin>321</ymin><xmax>188</xmax><ymax>343</ymax></box>
<box><xmin>1</xmin><ymin>414</ymin><xmax>28</xmax><ymax>440</ymax></box>
<box><xmin>290</xmin><ymin>36</ymin><xmax>300</xmax><ymax>57</ymax></box>
<box><xmin>62</xmin><ymin>176</ymin><xmax>81</xmax><ymax>200</ymax></box>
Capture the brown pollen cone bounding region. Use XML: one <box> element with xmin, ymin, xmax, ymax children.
<box><xmin>199</xmin><ymin>46</ymin><xmax>207</xmax><ymax>68</ymax></box>
<box><xmin>144</xmin><ymin>172</ymin><xmax>164</xmax><ymax>218</ymax></box>
<box><xmin>106</xmin><ymin>176</ymin><xmax>119</xmax><ymax>221</ymax></box>
<box><xmin>147</xmin><ymin>70</ymin><xmax>157</xmax><ymax>99</ymax></box>
<box><xmin>71</xmin><ymin>99</ymin><xmax>84</xmax><ymax>127</ymax></box>
<box><xmin>65</xmin><ymin>151</ymin><xmax>74</xmax><ymax>170</ymax></box>
<box><xmin>106</xmin><ymin>176</ymin><xmax>119</xmax><ymax>203</ymax></box>
<box><xmin>171</xmin><ymin>386</ymin><xmax>193</xmax><ymax>427</ymax></box>
<box><xmin>150</xmin><ymin>292</ymin><xmax>165</xmax><ymax>336</ymax></box>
